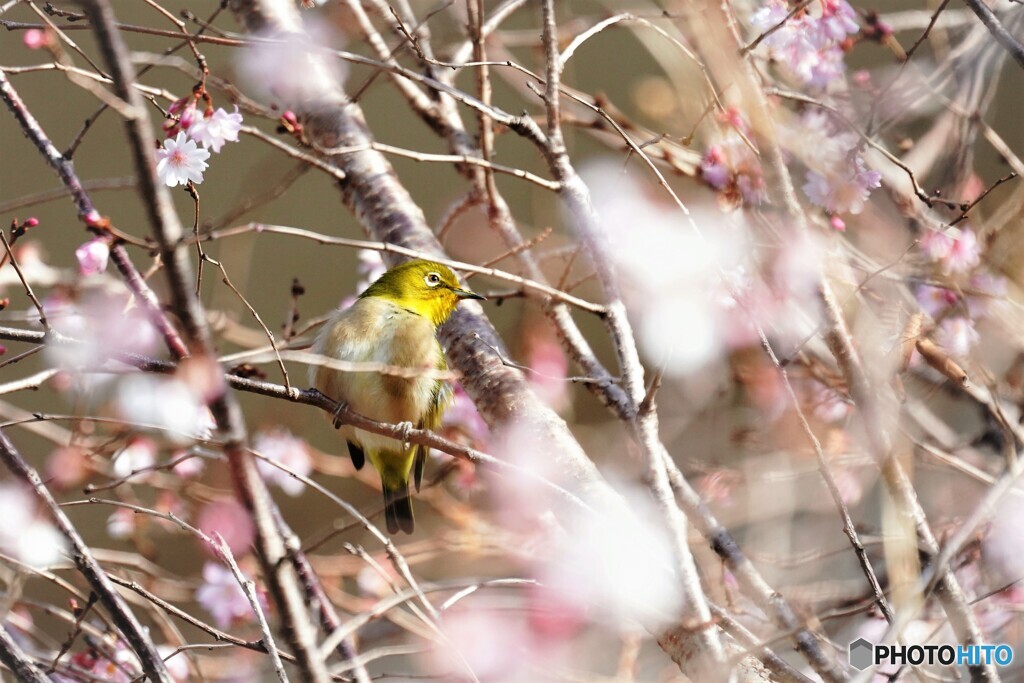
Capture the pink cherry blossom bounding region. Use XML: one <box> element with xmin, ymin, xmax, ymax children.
<box><xmin>803</xmin><ymin>157</ymin><xmax>881</xmax><ymax>215</ymax></box>
<box><xmin>750</xmin><ymin>0</ymin><xmax>858</xmax><ymax>89</ymax></box>
<box><xmin>0</xmin><ymin>483</ymin><xmax>66</xmax><ymax>567</ymax></box>
<box><xmin>22</xmin><ymin>29</ymin><xmax>48</xmax><ymax>50</ymax></box>
<box><xmin>253</xmin><ymin>428</ymin><xmax>313</xmax><ymax>496</ymax></box>
<box><xmin>919</xmin><ymin>228</ymin><xmax>981</xmax><ymax>273</ymax></box>
<box><xmin>945</xmin><ymin>228</ymin><xmax>981</xmax><ymax>273</ymax></box>
<box><xmin>967</xmin><ymin>271</ymin><xmax>1007</xmax><ymax>318</ymax></box>
<box><xmin>75</xmin><ymin>238</ymin><xmax>110</xmax><ymax>275</ymax></box>
<box><xmin>188</xmin><ymin>106</ymin><xmax>244</xmax><ymax>153</ymax></box>
<box><xmin>936</xmin><ymin>317</ymin><xmax>979</xmax><ymax>359</ymax></box>
<box><xmin>700</xmin><ymin>145</ymin><xmax>732</xmax><ymax>190</ymax></box>
<box><xmin>111</xmin><ymin>437</ymin><xmax>157</xmax><ymax>479</ymax></box>
<box><xmin>195</xmin><ymin>562</ymin><xmax>254</xmax><ymax>628</ymax></box>
<box><xmin>163</xmin><ymin>96</ymin><xmax>198</xmax><ymax>137</ymax></box>
<box><xmin>197</xmin><ymin>500</ymin><xmax>255</xmax><ymax>557</ymax></box>
<box><xmin>916</xmin><ymin>284</ymin><xmax>958</xmax><ymax>319</ymax></box>
<box><xmin>45</xmin><ymin>446</ymin><xmax>90</xmax><ymax>490</ymax></box>
<box><xmin>106</xmin><ymin>508</ymin><xmax>136</xmax><ymax>540</ymax></box>
<box><xmin>525</xmin><ymin>337</ymin><xmax>569</xmax><ymax>411</ymax></box>
<box><xmin>441</xmin><ymin>383</ymin><xmax>490</xmax><ymax>449</ymax></box>
<box><xmin>156</xmin><ymin>132</ymin><xmax>210</xmax><ymax>187</ymax></box>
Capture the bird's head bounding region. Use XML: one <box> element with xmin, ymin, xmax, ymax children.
<box><xmin>360</xmin><ymin>259</ymin><xmax>484</xmax><ymax>326</ymax></box>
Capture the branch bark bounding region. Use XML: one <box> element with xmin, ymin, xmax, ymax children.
<box><xmin>77</xmin><ymin>1</ymin><xmax>331</xmax><ymax>680</ymax></box>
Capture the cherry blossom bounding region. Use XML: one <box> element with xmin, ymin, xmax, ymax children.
<box><xmin>163</xmin><ymin>96</ymin><xmax>198</xmax><ymax>137</ymax></box>
<box><xmin>75</xmin><ymin>237</ymin><xmax>110</xmax><ymax>275</ymax></box>
<box><xmin>936</xmin><ymin>317</ymin><xmax>979</xmax><ymax>358</ymax></box>
<box><xmin>156</xmin><ymin>132</ymin><xmax>210</xmax><ymax>187</ymax></box>
<box><xmin>699</xmin><ymin>145</ymin><xmax>731</xmax><ymax>190</ymax></box>
<box><xmin>115</xmin><ymin>375</ymin><xmax>207</xmax><ymax>444</ymax></box>
<box><xmin>111</xmin><ymin>437</ymin><xmax>157</xmax><ymax>479</ymax></box>
<box><xmin>918</xmin><ymin>227</ymin><xmax>981</xmax><ymax>273</ymax></box>
<box><xmin>803</xmin><ymin>156</ymin><xmax>881</xmax><ymax>215</ymax></box>
<box><xmin>189</xmin><ymin>106</ymin><xmax>243</xmax><ymax>153</ymax></box>
<box><xmin>525</xmin><ymin>336</ymin><xmax>569</xmax><ymax>412</ymax></box>
<box><xmin>197</xmin><ymin>500</ymin><xmax>256</xmax><ymax>557</ymax></box>
<box><xmin>106</xmin><ymin>508</ymin><xmax>136</xmax><ymax>540</ymax></box>
<box><xmin>750</xmin><ymin>0</ymin><xmax>859</xmax><ymax>90</ymax></box>
<box><xmin>23</xmin><ymin>29</ymin><xmax>48</xmax><ymax>50</ymax></box>
<box><xmin>916</xmin><ymin>284</ymin><xmax>958</xmax><ymax>319</ymax></box>
<box><xmin>253</xmin><ymin>428</ymin><xmax>313</xmax><ymax>496</ymax></box>
<box><xmin>440</xmin><ymin>383</ymin><xmax>489</xmax><ymax>449</ymax></box>
<box><xmin>195</xmin><ymin>562</ymin><xmax>254</xmax><ymax>628</ymax></box>
<box><xmin>0</xmin><ymin>482</ymin><xmax>66</xmax><ymax>567</ymax></box>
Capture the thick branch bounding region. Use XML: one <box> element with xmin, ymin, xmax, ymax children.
<box><xmin>77</xmin><ymin>1</ymin><xmax>329</xmax><ymax>680</ymax></box>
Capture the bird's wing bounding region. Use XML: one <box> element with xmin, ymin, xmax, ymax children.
<box><xmin>413</xmin><ymin>349</ymin><xmax>454</xmax><ymax>492</ymax></box>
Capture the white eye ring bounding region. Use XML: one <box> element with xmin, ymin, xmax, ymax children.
<box><xmin>425</xmin><ymin>272</ymin><xmax>442</xmax><ymax>287</ymax></box>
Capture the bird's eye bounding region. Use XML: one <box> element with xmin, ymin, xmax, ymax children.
<box><xmin>425</xmin><ymin>272</ymin><xmax>441</xmax><ymax>287</ymax></box>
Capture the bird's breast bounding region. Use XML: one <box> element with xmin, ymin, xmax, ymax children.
<box><xmin>312</xmin><ymin>298</ymin><xmax>445</xmax><ymax>438</ymax></box>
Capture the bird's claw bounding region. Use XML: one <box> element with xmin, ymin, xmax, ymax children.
<box><xmin>331</xmin><ymin>399</ymin><xmax>349</xmax><ymax>430</ymax></box>
<box><xmin>396</xmin><ymin>421</ymin><xmax>414</xmax><ymax>449</ymax></box>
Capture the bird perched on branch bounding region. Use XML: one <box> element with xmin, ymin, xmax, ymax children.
<box><xmin>310</xmin><ymin>259</ymin><xmax>484</xmax><ymax>534</ymax></box>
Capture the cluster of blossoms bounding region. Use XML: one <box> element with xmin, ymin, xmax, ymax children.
<box><xmin>156</xmin><ymin>95</ymin><xmax>243</xmax><ymax>188</ymax></box>
<box><xmin>794</xmin><ymin>111</ymin><xmax>882</xmax><ymax>219</ymax></box>
<box><xmin>750</xmin><ymin>0</ymin><xmax>861</xmax><ymax>90</ymax></box>
<box><xmin>699</xmin><ymin>109</ymin><xmax>767</xmax><ymax>208</ymax></box>
<box><xmin>914</xmin><ymin>227</ymin><xmax>1002</xmax><ymax>359</ymax></box>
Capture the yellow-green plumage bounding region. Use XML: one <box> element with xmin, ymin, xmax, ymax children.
<box><xmin>310</xmin><ymin>259</ymin><xmax>483</xmax><ymax>534</ymax></box>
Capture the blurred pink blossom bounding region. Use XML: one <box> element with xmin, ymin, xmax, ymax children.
<box><xmin>195</xmin><ymin>561</ymin><xmax>255</xmax><ymax>628</ymax></box>
<box><xmin>106</xmin><ymin>508</ymin><xmax>135</xmax><ymax>540</ymax></box>
<box><xmin>936</xmin><ymin>317</ymin><xmax>979</xmax><ymax>359</ymax></box>
<box><xmin>171</xmin><ymin>450</ymin><xmax>206</xmax><ymax>478</ymax></box>
<box><xmin>65</xmin><ymin>640</ymin><xmax>137</xmax><ymax>682</ymax></box>
<box><xmin>441</xmin><ymin>383</ymin><xmax>490</xmax><ymax>449</ymax></box>
<box><xmin>803</xmin><ymin>157</ymin><xmax>881</xmax><ymax>215</ymax></box>
<box><xmin>157</xmin><ymin>645</ymin><xmax>190</xmax><ymax>681</ymax></box>
<box><xmin>197</xmin><ymin>500</ymin><xmax>255</xmax><ymax>557</ymax></box>
<box><xmin>700</xmin><ymin>145</ymin><xmax>731</xmax><ymax>190</ymax></box>
<box><xmin>919</xmin><ymin>228</ymin><xmax>981</xmax><ymax>273</ymax></box>
<box><xmin>236</xmin><ymin>24</ymin><xmax>346</xmax><ymax>109</ymax></box>
<box><xmin>984</xmin><ymin>497</ymin><xmax>1024</xmax><ymax>583</ymax></box>
<box><xmin>0</xmin><ymin>482</ymin><xmax>66</xmax><ymax>567</ymax></box>
<box><xmin>115</xmin><ymin>375</ymin><xmax>207</xmax><ymax>444</ymax></box>
<box><xmin>23</xmin><ymin>29</ymin><xmax>48</xmax><ymax>50</ymax></box>
<box><xmin>75</xmin><ymin>238</ymin><xmax>110</xmax><ymax>276</ymax></box>
<box><xmin>189</xmin><ymin>106</ymin><xmax>243</xmax><ymax>153</ymax></box>
<box><xmin>111</xmin><ymin>437</ymin><xmax>157</xmax><ymax>479</ymax></box>
<box><xmin>697</xmin><ymin>469</ymin><xmax>740</xmax><ymax>507</ymax></box>
<box><xmin>426</xmin><ymin>608</ymin><xmax>531</xmax><ymax>681</ymax></box>
<box><xmin>916</xmin><ymin>284</ymin><xmax>958</xmax><ymax>319</ymax></box>
<box><xmin>156</xmin><ymin>132</ymin><xmax>210</xmax><ymax>187</ymax></box>
<box><xmin>750</xmin><ymin>0</ymin><xmax>858</xmax><ymax>89</ymax></box>
<box><xmin>253</xmin><ymin>428</ymin><xmax>312</xmax><ymax>496</ymax></box>
<box><xmin>810</xmin><ymin>384</ymin><xmax>851</xmax><ymax>423</ymax></box>
<box><xmin>699</xmin><ymin>140</ymin><xmax>766</xmax><ymax>206</ymax></box>
<box><xmin>525</xmin><ymin>337</ymin><xmax>569</xmax><ymax>412</ymax></box>
<box><xmin>967</xmin><ymin>271</ymin><xmax>1007</xmax><ymax>318</ymax></box>
<box><xmin>538</xmin><ymin>486</ymin><xmax>684</xmax><ymax>628</ymax></box>
<box><xmin>44</xmin><ymin>446</ymin><xmax>90</xmax><ymax>490</ymax></box>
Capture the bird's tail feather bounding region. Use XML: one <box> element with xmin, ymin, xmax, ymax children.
<box><xmin>382</xmin><ymin>484</ymin><xmax>414</xmax><ymax>535</ymax></box>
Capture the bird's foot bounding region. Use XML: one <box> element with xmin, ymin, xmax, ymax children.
<box><xmin>331</xmin><ymin>399</ymin><xmax>349</xmax><ymax>429</ymax></box>
<box><xmin>396</xmin><ymin>421</ymin><xmax>414</xmax><ymax>449</ymax></box>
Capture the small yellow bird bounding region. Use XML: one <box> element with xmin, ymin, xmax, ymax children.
<box><xmin>310</xmin><ymin>259</ymin><xmax>484</xmax><ymax>534</ymax></box>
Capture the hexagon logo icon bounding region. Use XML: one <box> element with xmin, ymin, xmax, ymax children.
<box><xmin>849</xmin><ymin>638</ymin><xmax>874</xmax><ymax>671</ymax></box>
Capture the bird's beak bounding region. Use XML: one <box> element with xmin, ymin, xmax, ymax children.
<box><xmin>454</xmin><ymin>287</ymin><xmax>486</xmax><ymax>301</ymax></box>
